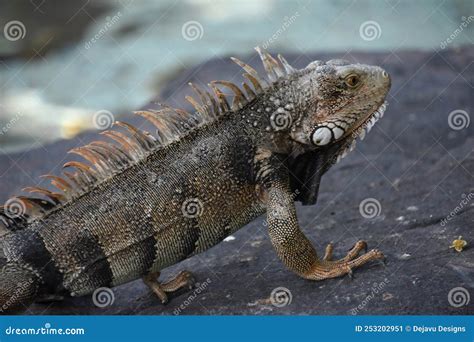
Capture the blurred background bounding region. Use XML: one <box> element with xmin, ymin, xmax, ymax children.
<box><xmin>0</xmin><ymin>0</ymin><xmax>473</xmax><ymax>152</ymax></box>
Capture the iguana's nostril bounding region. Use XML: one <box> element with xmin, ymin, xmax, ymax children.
<box><xmin>382</xmin><ymin>70</ymin><xmax>389</xmax><ymax>78</ymax></box>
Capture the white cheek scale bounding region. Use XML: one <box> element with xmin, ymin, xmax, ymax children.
<box><xmin>311</xmin><ymin>126</ymin><xmax>332</xmax><ymax>146</ymax></box>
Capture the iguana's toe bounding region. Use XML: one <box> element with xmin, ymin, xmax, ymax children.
<box><xmin>142</xmin><ymin>270</ymin><xmax>196</xmax><ymax>304</ymax></box>
<box><xmin>323</xmin><ymin>242</ymin><xmax>334</xmax><ymax>261</ymax></box>
<box><xmin>341</xmin><ymin>240</ymin><xmax>368</xmax><ymax>262</ymax></box>
<box><xmin>142</xmin><ymin>272</ymin><xmax>169</xmax><ymax>304</ymax></box>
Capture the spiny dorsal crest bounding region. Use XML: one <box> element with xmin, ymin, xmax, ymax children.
<box><xmin>0</xmin><ymin>47</ymin><xmax>297</xmax><ymax>228</ymax></box>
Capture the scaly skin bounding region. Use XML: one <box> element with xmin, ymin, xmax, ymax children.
<box><xmin>0</xmin><ymin>50</ymin><xmax>390</xmax><ymax>313</ymax></box>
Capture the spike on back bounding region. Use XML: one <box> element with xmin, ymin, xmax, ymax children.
<box><xmin>1</xmin><ymin>48</ymin><xmax>297</xmax><ymax>229</ymax></box>
<box><xmin>255</xmin><ymin>46</ymin><xmax>285</xmax><ymax>82</ymax></box>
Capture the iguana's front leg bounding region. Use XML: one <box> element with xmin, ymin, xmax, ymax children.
<box><xmin>260</xmin><ymin>155</ymin><xmax>384</xmax><ymax>280</ymax></box>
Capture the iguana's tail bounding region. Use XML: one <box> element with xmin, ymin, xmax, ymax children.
<box><xmin>0</xmin><ymin>260</ymin><xmax>39</xmax><ymax>314</ymax></box>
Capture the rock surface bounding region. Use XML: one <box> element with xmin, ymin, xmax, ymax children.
<box><xmin>0</xmin><ymin>47</ymin><xmax>473</xmax><ymax>315</ymax></box>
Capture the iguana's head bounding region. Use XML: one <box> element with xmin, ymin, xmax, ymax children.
<box><xmin>289</xmin><ymin>59</ymin><xmax>390</xmax><ymax>155</ymax></box>
<box><xmin>280</xmin><ymin>59</ymin><xmax>390</xmax><ymax>205</ymax></box>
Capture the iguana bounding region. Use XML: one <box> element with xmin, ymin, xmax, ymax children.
<box><xmin>0</xmin><ymin>48</ymin><xmax>390</xmax><ymax>313</ymax></box>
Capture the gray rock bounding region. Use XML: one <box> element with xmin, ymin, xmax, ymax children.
<box><xmin>0</xmin><ymin>47</ymin><xmax>473</xmax><ymax>315</ymax></box>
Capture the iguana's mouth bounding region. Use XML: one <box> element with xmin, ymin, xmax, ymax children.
<box><xmin>333</xmin><ymin>101</ymin><xmax>388</xmax><ymax>163</ymax></box>
<box><xmin>310</xmin><ymin>101</ymin><xmax>388</xmax><ymax>148</ymax></box>
<box><xmin>353</xmin><ymin>101</ymin><xmax>388</xmax><ymax>140</ymax></box>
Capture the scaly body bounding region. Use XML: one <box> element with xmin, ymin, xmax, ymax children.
<box><xmin>0</xmin><ymin>48</ymin><xmax>390</xmax><ymax>313</ymax></box>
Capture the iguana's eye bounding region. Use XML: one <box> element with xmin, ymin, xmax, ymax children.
<box><xmin>345</xmin><ymin>74</ymin><xmax>360</xmax><ymax>88</ymax></box>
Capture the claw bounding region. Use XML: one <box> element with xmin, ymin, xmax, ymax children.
<box><xmin>323</xmin><ymin>242</ymin><xmax>334</xmax><ymax>261</ymax></box>
<box><xmin>347</xmin><ymin>241</ymin><xmax>366</xmax><ymax>251</ymax></box>
<box><xmin>342</xmin><ymin>240</ymin><xmax>369</xmax><ymax>262</ymax></box>
<box><xmin>352</xmin><ymin>240</ymin><xmax>368</xmax><ymax>253</ymax></box>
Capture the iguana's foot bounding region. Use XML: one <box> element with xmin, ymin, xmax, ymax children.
<box><xmin>142</xmin><ymin>271</ymin><xmax>196</xmax><ymax>304</ymax></box>
<box><xmin>161</xmin><ymin>271</ymin><xmax>196</xmax><ymax>292</ymax></box>
<box><xmin>306</xmin><ymin>241</ymin><xmax>384</xmax><ymax>280</ymax></box>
